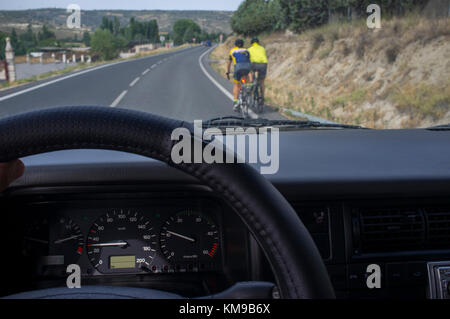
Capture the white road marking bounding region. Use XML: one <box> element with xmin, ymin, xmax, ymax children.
<box><xmin>198</xmin><ymin>47</ymin><xmax>258</xmax><ymax>119</ymax></box>
<box><xmin>151</xmin><ymin>64</ymin><xmax>157</xmax><ymax>69</ymax></box>
<box><xmin>110</xmin><ymin>90</ymin><xmax>127</xmax><ymax>107</ymax></box>
<box><xmin>0</xmin><ymin>46</ymin><xmax>193</xmax><ymax>103</ymax></box>
<box><xmin>129</xmin><ymin>77</ymin><xmax>140</xmax><ymax>87</ymax></box>
<box><xmin>142</xmin><ymin>69</ymin><xmax>150</xmax><ymax>75</ymax></box>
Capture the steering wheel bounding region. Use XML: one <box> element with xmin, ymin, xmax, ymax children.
<box><xmin>0</xmin><ymin>106</ymin><xmax>334</xmax><ymax>299</ymax></box>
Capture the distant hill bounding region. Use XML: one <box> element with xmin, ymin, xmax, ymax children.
<box><xmin>0</xmin><ymin>8</ymin><xmax>233</xmax><ymax>34</ymax></box>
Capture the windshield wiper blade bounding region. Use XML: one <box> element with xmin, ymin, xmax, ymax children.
<box><xmin>427</xmin><ymin>123</ymin><xmax>450</xmax><ymax>131</ymax></box>
<box><xmin>202</xmin><ymin>116</ymin><xmax>365</xmax><ymax>130</ymax></box>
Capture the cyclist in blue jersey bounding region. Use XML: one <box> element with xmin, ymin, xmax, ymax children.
<box><xmin>226</xmin><ymin>39</ymin><xmax>251</xmax><ymax>112</ymax></box>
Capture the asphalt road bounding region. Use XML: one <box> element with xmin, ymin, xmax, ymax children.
<box><xmin>0</xmin><ymin>46</ymin><xmax>284</xmax><ymax>122</ymax></box>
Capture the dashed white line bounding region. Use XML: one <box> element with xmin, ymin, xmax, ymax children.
<box><xmin>129</xmin><ymin>77</ymin><xmax>140</xmax><ymax>87</ymax></box>
<box><xmin>198</xmin><ymin>47</ymin><xmax>258</xmax><ymax>119</ymax></box>
<box><xmin>110</xmin><ymin>90</ymin><xmax>127</xmax><ymax>107</ymax></box>
<box><xmin>151</xmin><ymin>64</ymin><xmax>157</xmax><ymax>69</ymax></box>
<box><xmin>142</xmin><ymin>69</ymin><xmax>150</xmax><ymax>75</ymax></box>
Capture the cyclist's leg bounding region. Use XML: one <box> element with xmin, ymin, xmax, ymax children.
<box><xmin>233</xmin><ymin>66</ymin><xmax>241</xmax><ymax>105</ymax></box>
<box><xmin>257</xmin><ymin>63</ymin><xmax>267</xmax><ymax>98</ymax></box>
<box><xmin>233</xmin><ymin>66</ymin><xmax>246</xmax><ymax>111</ymax></box>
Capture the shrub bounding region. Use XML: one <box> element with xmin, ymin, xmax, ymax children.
<box><xmin>386</xmin><ymin>45</ymin><xmax>400</xmax><ymax>64</ymax></box>
<box><xmin>91</xmin><ymin>29</ymin><xmax>126</xmax><ymax>60</ymax></box>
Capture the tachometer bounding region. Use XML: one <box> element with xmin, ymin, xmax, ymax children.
<box><xmin>23</xmin><ymin>217</ymin><xmax>84</xmax><ymax>266</ymax></box>
<box><xmin>160</xmin><ymin>211</ymin><xmax>219</xmax><ymax>264</ymax></box>
<box><xmin>86</xmin><ymin>210</ymin><xmax>157</xmax><ymax>274</ymax></box>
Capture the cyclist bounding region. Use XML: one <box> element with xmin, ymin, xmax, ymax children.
<box><xmin>226</xmin><ymin>39</ymin><xmax>251</xmax><ymax>112</ymax></box>
<box><xmin>247</xmin><ymin>37</ymin><xmax>268</xmax><ymax>99</ymax></box>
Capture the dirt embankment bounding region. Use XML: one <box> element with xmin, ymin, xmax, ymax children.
<box><xmin>211</xmin><ymin>16</ymin><xmax>450</xmax><ymax>129</ymax></box>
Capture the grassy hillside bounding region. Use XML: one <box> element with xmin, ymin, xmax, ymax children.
<box><xmin>211</xmin><ymin>15</ymin><xmax>450</xmax><ymax>129</ymax></box>
<box><xmin>0</xmin><ymin>9</ymin><xmax>233</xmax><ymax>34</ymax></box>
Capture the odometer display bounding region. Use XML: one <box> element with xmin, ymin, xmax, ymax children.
<box><xmin>160</xmin><ymin>211</ymin><xmax>219</xmax><ymax>264</ymax></box>
<box><xmin>86</xmin><ymin>210</ymin><xmax>157</xmax><ymax>274</ymax></box>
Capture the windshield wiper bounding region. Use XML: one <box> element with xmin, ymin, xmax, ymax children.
<box><xmin>427</xmin><ymin>124</ymin><xmax>450</xmax><ymax>131</ymax></box>
<box><xmin>202</xmin><ymin>116</ymin><xmax>366</xmax><ymax>130</ymax></box>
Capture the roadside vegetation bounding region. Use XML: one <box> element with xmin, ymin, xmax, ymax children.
<box><xmin>0</xmin><ymin>15</ymin><xmax>224</xmax><ymax>63</ymax></box>
<box><xmin>0</xmin><ymin>24</ymin><xmax>59</xmax><ymax>58</ymax></box>
<box><xmin>211</xmin><ymin>0</ymin><xmax>450</xmax><ymax>128</ymax></box>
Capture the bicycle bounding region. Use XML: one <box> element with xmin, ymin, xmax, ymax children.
<box><xmin>250</xmin><ymin>70</ymin><xmax>264</xmax><ymax>114</ymax></box>
<box><xmin>237</xmin><ymin>77</ymin><xmax>251</xmax><ymax>118</ymax></box>
<box><xmin>227</xmin><ymin>72</ymin><xmax>251</xmax><ymax>118</ymax></box>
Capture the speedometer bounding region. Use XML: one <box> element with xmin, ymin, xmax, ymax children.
<box><xmin>160</xmin><ymin>211</ymin><xmax>219</xmax><ymax>264</ymax></box>
<box><xmin>86</xmin><ymin>210</ymin><xmax>157</xmax><ymax>274</ymax></box>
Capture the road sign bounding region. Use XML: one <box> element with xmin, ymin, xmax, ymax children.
<box><xmin>160</xmin><ymin>36</ymin><xmax>165</xmax><ymax>42</ymax></box>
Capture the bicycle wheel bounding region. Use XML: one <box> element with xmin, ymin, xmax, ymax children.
<box><xmin>256</xmin><ymin>84</ymin><xmax>264</xmax><ymax>114</ymax></box>
<box><xmin>240</xmin><ymin>87</ymin><xmax>249</xmax><ymax>118</ymax></box>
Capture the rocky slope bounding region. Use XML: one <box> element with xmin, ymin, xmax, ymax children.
<box><xmin>211</xmin><ymin>15</ymin><xmax>450</xmax><ymax>128</ymax></box>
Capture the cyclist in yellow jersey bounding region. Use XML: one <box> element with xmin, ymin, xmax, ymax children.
<box><xmin>226</xmin><ymin>39</ymin><xmax>251</xmax><ymax>112</ymax></box>
<box><xmin>247</xmin><ymin>37</ymin><xmax>268</xmax><ymax>98</ymax></box>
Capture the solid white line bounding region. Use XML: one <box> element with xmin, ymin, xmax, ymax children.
<box><xmin>142</xmin><ymin>69</ymin><xmax>150</xmax><ymax>75</ymax></box>
<box><xmin>110</xmin><ymin>90</ymin><xmax>127</xmax><ymax>107</ymax></box>
<box><xmin>129</xmin><ymin>77</ymin><xmax>140</xmax><ymax>87</ymax></box>
<box><xmin>198</xmin><ymin>47</ymin><xmax>258</xmax><ymax>119</ymax></box>
<box><xmin>0</xmin><ymin>46</ymin><xmax>194</xmax><ymax>103</ymax></box>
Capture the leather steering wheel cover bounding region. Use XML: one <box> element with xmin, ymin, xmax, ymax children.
<box><xmin>0</xmin><ymin>106</ymin><xmax>335</xmax><ymax>299</ymax></box>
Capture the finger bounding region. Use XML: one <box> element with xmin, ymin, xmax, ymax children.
<box><xmin>0</xmin><ymin>159</ymin><xmax>25</xmax><ymax>191</ymax></box>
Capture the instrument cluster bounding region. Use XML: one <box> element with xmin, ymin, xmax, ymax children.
<box><xmin>20</xmin><ymin>204</ymin><xmax>223</xmax><ymax>277</ymax></box>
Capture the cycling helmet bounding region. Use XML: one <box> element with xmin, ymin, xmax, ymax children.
<box><xmin>235</xmin><ymin>39</ymin><xmax>244</xmax><ymax>48</ymax></box>
<box><xmin>251</xmin><ymin>37</ymin><xmax>259</xmax><ymax>44</ymax></box>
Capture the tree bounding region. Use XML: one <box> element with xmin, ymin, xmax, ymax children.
<box><xmin>18</xmin><ymin>24</ymin><xmax>37</xmax><ymax>54</ymax></box>
<box><xmin>82</xmin><ymin>31</ymin><xmax>91</xmax><ymax>46</ymax></box>
<box><xmin>284</xmin><ymin>0</ymin><xmax>329</xmax><ymax>33</ymax></box>
<box><xmin>231</xmin><ymin>0</ymin><xmax>282</xmax><ymax>36</ymax></box>
<box><xmin>100</xmin><ymin>17</ymin><xmax>114</xmax><ymax>33</ymax></box>
<box><xmin>183</xmin><ymin>26</ymin><xmax>196</xmax><ymax>43</ymax></box>
<box><xmin>113</xmin><ymin>17</ymin><xmax>120</xmax><ymax>36</ymax></box>
<box><xmin>37</xmin><ymin>25</ymin><xmax>55</xmax><ymax>42</ymax></box>
<box><xmin>173</xmin><ymin>19</ymin><xmax>201</xmax><ymax>45</ymax></box>
<box><xmin>232</xmin><ymin>0</ymin><xmax>426</xmax><ymax>35</ymax></box>
<box><xmin>123</xmin><ymin>17</ymin><xmax>159</xmax><ymax>43</ymax></box>
<box><xmin>91</xmin><ymin>29</ymin><xmax>126</xmax><ymax>60</ymax></box>
<box><xmin>0</xmin><ymin>31</ymin><xmax>7</xmax><ymax>60</ymax></box>
<box><xmin>10</xmin><ymin>28</ymin><xmax>26</xmax><ymax>56</ymax></box>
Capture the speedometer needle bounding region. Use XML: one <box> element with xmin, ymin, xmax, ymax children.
<box><xmin>88</xmin><ymin>241</ymin><xmax>128</xmax><ymax>247</ymax></box>
<box><xmin>167</xmin><ymin>231</ymin><xmax>195</xmax><ymax>242</ymax></box>
<box><xmin>54</xmin><ymin>234</ymin><xmax>82</xmax><ymax>244</ymax></box>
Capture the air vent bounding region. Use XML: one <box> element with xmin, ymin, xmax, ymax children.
<box><xmin>426</xmin><ymin>207</ymin><xmax>450</xmax><ymax>247</ymax></box>
<box><xmin>354</xmin><ymin>209</ymin><xmax>425</xmax><ymax>253</ymax></box>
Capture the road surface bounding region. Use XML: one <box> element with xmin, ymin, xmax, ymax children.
<box><xmin>0</xmin><ymin>46</ymin><xmax>284</xmax><ymax>121</ymax></box>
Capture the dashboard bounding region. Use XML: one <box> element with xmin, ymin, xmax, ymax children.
<box><xmin>1</xmin><ymin>128</ymin><xmax>450</xmax><ymax>299</ymax></box>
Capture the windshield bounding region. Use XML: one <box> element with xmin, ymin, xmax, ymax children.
<box><xmin>0</xmin><ymin>1</ymin><xmax>448</xmax><ymax>129</ymax></box>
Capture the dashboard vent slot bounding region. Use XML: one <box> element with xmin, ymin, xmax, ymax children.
<box><xmin>426</xmin><ymin>208</ymin><xmax>450</xmax><ymax>247</ymax></box>
<box><xmin>356</xmin><ymin>209</ymin><xmax>425</xmax><ymax>253</ymax></box>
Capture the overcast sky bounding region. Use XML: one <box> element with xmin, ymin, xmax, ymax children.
<box><xmin>0</xmin><ymin>0</ymin><xmax>243</xmax><ymax>11</ymax></box>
